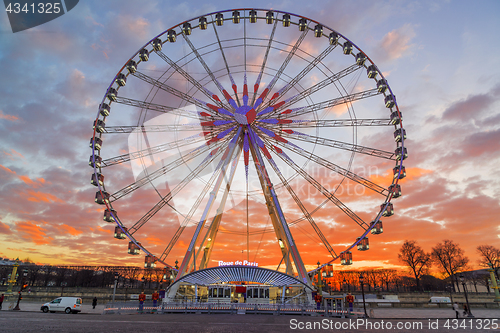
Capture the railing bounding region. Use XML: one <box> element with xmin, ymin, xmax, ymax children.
<box><xmin>103</xmin><ymin>300</ymin><xmax>362</xmax><ymax>317</ymax></box>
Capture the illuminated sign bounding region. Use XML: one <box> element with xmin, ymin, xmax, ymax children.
<box><xmin>218</xmin><ymin>260</ymin><xmax>258</xmax><ymax>267</ymax></box>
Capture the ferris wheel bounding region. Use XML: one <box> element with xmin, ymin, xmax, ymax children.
<box><xmin>90</xmin><ymin>9</ymin><xmax>406</xmax><ymax>286</ymax></box>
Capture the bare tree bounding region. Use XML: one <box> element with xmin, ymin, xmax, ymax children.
<box><xmin>378</xmin><ymin>269</ymin><xmax>397</xmax><ymax>292</ymax></box>
<box><xmin>431</xmin><ymin>240</ymin><xmax>469</xmax><ymax>292</ymax></box>
<box><xmin>477</xmin><ymin>245</ymin><xmax>500</xmax><ymax>279</ymax></box>
<box><xmin>398</xmin><ymin>240</ymin><xmax>432</xmax><ymax>291</ymax></box>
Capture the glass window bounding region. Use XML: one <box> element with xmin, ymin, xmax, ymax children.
<box><xmin>247</xmin><ymin>288</ymin><xmax>252</xmax><ymax>298</ymax></box>
<box><xmin>218</xmin><ymin>288</ymin><xmax>224</xmax><ymax>298</ymax></box>
<box><xmin>265</xmin><ymin>289</ymin><xmax>269</xmax><ymax>298</ymax></box>
<box><xmin>76</xmin><ymin>299</ymin><xmax>82</xmax><ymax>304</ymax></box>
<box><xmin>224</xmin><ymin>288</ymin><xmax>230</xmax><ymax>298</ymax></box>
<box><xmin>51</xmin><ymin>298</ymin><xmax>61</xmax><ymax>303</ymax></box>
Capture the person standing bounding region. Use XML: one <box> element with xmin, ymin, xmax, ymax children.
<box><xmin>345</xmin><ymin>292</ymin><xmax>355</xmax><ymax>313</ymax></box>
<box><xmin>152</xmin><ymin>290</ymin><xmax>159</xmax><ymax>308</ymax></box>
<box><xmin>0</xmin><ymin>293</ymin><xmax>4</xmax><ymax>310</ymax></box>
<box><xmin>138</xmin><ymin>292</ymin><xmax>146</xmax><ymax>313</ymax></box>
<box><xmin>453</xmin><ymin>302</ymin><xmax>460</xmax><ymax>319</ymax></box>
<box><xmin>92</xmin><ymin>297</ymin><xmax>97</xmax><ymax>309</ymax></box>
<box><xmin>462</xmin><ymin>303</ymin><xmax>468</xmax><ymax>317</ymax></box>
<box><xmin>314</xmin><ymin>292</ymin><xmax>322</xmax><ymax>310</ymax></box>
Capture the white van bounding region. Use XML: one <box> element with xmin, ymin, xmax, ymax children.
<box><xmin>41</xmin><ymin>297</ymin><xmax>82</xmax><ymax>314</ymax></box>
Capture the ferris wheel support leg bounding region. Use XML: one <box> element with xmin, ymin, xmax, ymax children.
<box><xmin>247</xmin><ymin>128</ymin><xmax>312</xmax><ymax>290</ymax></box>
<box><xmin>168</xmin><ymin>128</ymin><xmax>243</xmax><ymax>301</ymax></box>
<box><xmin>194</xmin><ymin>145</ymin><xmax>243</xmax><ymax>271</ymax></box>
<box><xmin>251</xmin><ymin>146</ymin><xmax>295</xmax><ymax>276</ymax></box>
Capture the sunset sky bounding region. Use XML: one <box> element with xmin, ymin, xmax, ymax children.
<box><xmin>1</xmin><ymin>0</ymin><xmax>499</xmax><ymax>277</ymax></box>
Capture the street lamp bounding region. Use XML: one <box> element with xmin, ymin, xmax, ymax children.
<box><xmin>359</xmin><ymin>273</ymin><xmax>368</xmax><ymax>318</ymax></box>
<box><xmin>112</xmin><ymin>272</ymin><xmax>119</xmax><ymax>306</ymax></box>
<box><xmin>13</xmin><ymin>269</ymin><xmax>28</xmax><ymax>311</ymax></box>
<box><xmin>342</xmin><ymin>278</ymin><xmax>347</xmax><ymax>293</ymax></box>
<box><xmin>459</xmin><ymin>274</ymin><xmax>474</xmax><ymax>317</ymax></box>
<box><xmin>141</xmin><ymin>276</ymin><xmax>146</xmax><ymax>292</ymax></box>
<box><xmin>316</xmin><ymin>261</ymin><xmax>323</xmax><ymax>295</ymax></box>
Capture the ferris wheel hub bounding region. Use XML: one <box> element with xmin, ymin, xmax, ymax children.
<box><xmin>234</xmin><ymin>104</ymin><xmax>257</xmax><ymax>124</ymax></box>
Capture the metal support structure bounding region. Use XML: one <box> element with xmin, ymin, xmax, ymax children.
<box><xmin>488</xmin><ymin>263</ymin><xmax>500</xmax><ymax>302</ymax></box>
<box><xmin>247</xmin><ymin>127</ymin><xmax>312</xmax><ymax>288</ymax></box>
<box><xmin>198</xmin><ymin>144</ymin><xmax>243</xmax><ymax>270</ymax></box>
<box><xmin>6</xmin><ymin>259</ymin><xmax>19</xmax><ymax>295</ymax></box>
<box><xmin>167</xmin><ymin>128</ymin><xmax>243</xmax><ymax>300</ymax></box>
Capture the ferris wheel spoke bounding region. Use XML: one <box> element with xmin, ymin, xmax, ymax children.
<box><xmin>263</xmin><ymin>145</ymin><xmax>337</xmax><ymax>259</ymax></box>
<box><xmin>247</xmin><ymin>127</ymin><xmax>311</xmax><ymax>284</ymax></box>
<box><xmin>274</xmin><ymin>128</ymin><xmax>395</xmax><ymax>160</ymax></box>
<box><xmin>155</xmin><ymin>49</ymin><xmax>229</xmax><ymax>108</ymax></box>
<box><xmin>198</xmin><ymin>142</ymin><xmax>243</xmax><ymax>270</ymax></box>
<box><xmin>128</xmin><ymin>140</ymin><xmax>228</xmax><ymax>235</ymax></box>
<box><xmin>158</xmin><ymin>158</ymin><xmax>225</xmax><ymax>262</ymax></box>
<box><xmin>114</xmin><ymin>96</ymin><xmax>214</xmax><ymax>121</ymax></box>
<box><xmin>253</xmin><ymin>27</ymin><xmax>310</xmax><ymax>111</ymax></box>
<box><xmin>182</xmin><ymin>33</ymin><xmax>235</xmax><ymax>110</ymax></box>
<box><xmin>212</xmin><ymin>22</ymin><xmax>241</xmax><ymax>107</ymax></box>
<box><xmin>160</xmin><ymin>129</ymin><xmax>243</xmax><ymax>265</ymax></box>
<box><xmin>258</xmin><ymin>43</ymin><xmax>337</xmax><ymax>113</ymax></box>
<box><xmin>109</xmin><ymin>132</ymin><xmax>234</xmax><ymax>202</ymax></box>
<box><xmin>250</xmin><ymin>18</ymin><xmax>279</xmax><ymax>107</ymax></box>
<box><xmin>264</xmin><ymin>134</ymin><xmax>388</xmax><ymax>195</ymax></box>
<box><xmin>277</xmin><ymin>88</ymin><xmax>381</xmax><ymax>119</ymax></box>
<box><xmin>131</xmin><ymin>71</ymin><xmax>231</xmax><ymax>119</ymax></box>
<box><xmin>101</xmin><ymin>130</ymin><xmax>225</xmax><ymax>168</ymax></box>
<box><xmin>259</xmin><ymin>63</ymin><xmax>361</xmax><ymax>118</ymax></box>
<box><xmin>102</xmin><ymin>122</ymin><xmax>234</xmax><ymax>134</ymax></box>
<box><xmin>258</xmin><ymin>118</ymin><xmax>393</xmax><ymax>128</ymax></box>
<box><xmin>267</xmin><ymin>141</ymin><xmax>369</xmax><ymax>230</ymax></box>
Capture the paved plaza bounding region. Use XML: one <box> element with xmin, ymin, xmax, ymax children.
<box><xmin>1</xmin><ymin>302</ymin><xmax>498</xmax><ymax>332</ymax></box>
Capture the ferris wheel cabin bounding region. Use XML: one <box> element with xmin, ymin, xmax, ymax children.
<box><xmin>103</xmin><ymin>208</ymin><xmax>117</xmax><ymax>223</ymax></box>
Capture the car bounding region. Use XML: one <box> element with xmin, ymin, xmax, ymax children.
<box><xmin>40</xmin><ymin>297</ymin><xmax>82</xmax><ymax>314</ymax></box>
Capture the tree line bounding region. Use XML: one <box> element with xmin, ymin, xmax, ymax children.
<box><xmin>0</xmin><ymin>264</ymin><xmax>175</xmax><ymax>290</ymax></box>
<box><xmin>398</xmin><ymin>241</ymin><xmax>499</xmax><ymax>292</ymax></box>
<box><xmin>1</xmin><ymin>242</ymin><xmax>497</xmax><ymax>294</ymax></box>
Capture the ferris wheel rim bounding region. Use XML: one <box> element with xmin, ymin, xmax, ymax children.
<box><xmin>90</xmin><ymin>8</ymin><xmax>406</xmax><ymax>272</ymax></box>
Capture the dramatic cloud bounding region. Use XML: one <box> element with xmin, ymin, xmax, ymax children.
<box><xmin>0</xmin><ymin>1</ymin><xmax>499</xmax><ymax>275</ymax></box>
<box><xmin>374</xmin><ymin>24</ymin><xmax>416</xmax><ymax>62</ymax></box>
<box><xmin>441</xmin><ymin>84</ymin><xmax>500</xmax><ymax>121</ymax></box>
<box><xmin>0</xmin><ymin>110</ymin><xmax>19</xmax><ymax>121</ymax></box>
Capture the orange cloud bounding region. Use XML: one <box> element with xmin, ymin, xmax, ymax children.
<box><xmin>145</xmin><ymin>236</ymin><xmax>163</xmax><ymax>246</ymax></box>
<box><xmin>97</xmin><ymin>225</ymin><xmax>111</xmax><ymax>234</ymax></box>
<box><xmin>60</xmin><ymin>224</ymin><xmax>83</xmax><ymax>236</ymax></box>
<box><xmin>378</xmin><ymin>24</ymin><xmax>415</xmax><ymax>61</ymax></box>
<box><xmin>18</xmin><ymin>175</ymin><xmax>38</xmax><ymax>186</ymax></box>
<box><xmin>0</xmin><ymin>221</ymin><xmax>12</xmax><ymax>234</ymax></box>
<box><xmin>23</xmin><ymin>190</ymin><xmax>64</xmax><ymax>203</ymax></box>
<box><xmin>16</xmin><ymin>221</ymin><xmax>53</xmax><ymax>245</ymax></box>
<box><xmin>0</xmin><ymin>164</ymin><xmax>16</xmax><ymax>174</ymax></box>
<box><xmin>369</xmin><ymin>167</ymin><xmax>432</xmax><ymax>185</ymax></box>
<box><xmin>0</xmin><ymin>110</ymin><xmax>19</xmax><ymax>121</ymax></box>
<box><xmin>1</xmin><ymin>165</ymin><xmax>45</xmax><ymax>188</ymax></box>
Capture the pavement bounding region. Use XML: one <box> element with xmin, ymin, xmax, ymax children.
<box><xmin>1</xmin><ymin>301</ymin><xmax>499</xmax><ymax>319</ymax></box>
<box><xmin>1</xmin><ymin>308</ymin><xmax>499</xmax><ymax>333</ymax></box>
